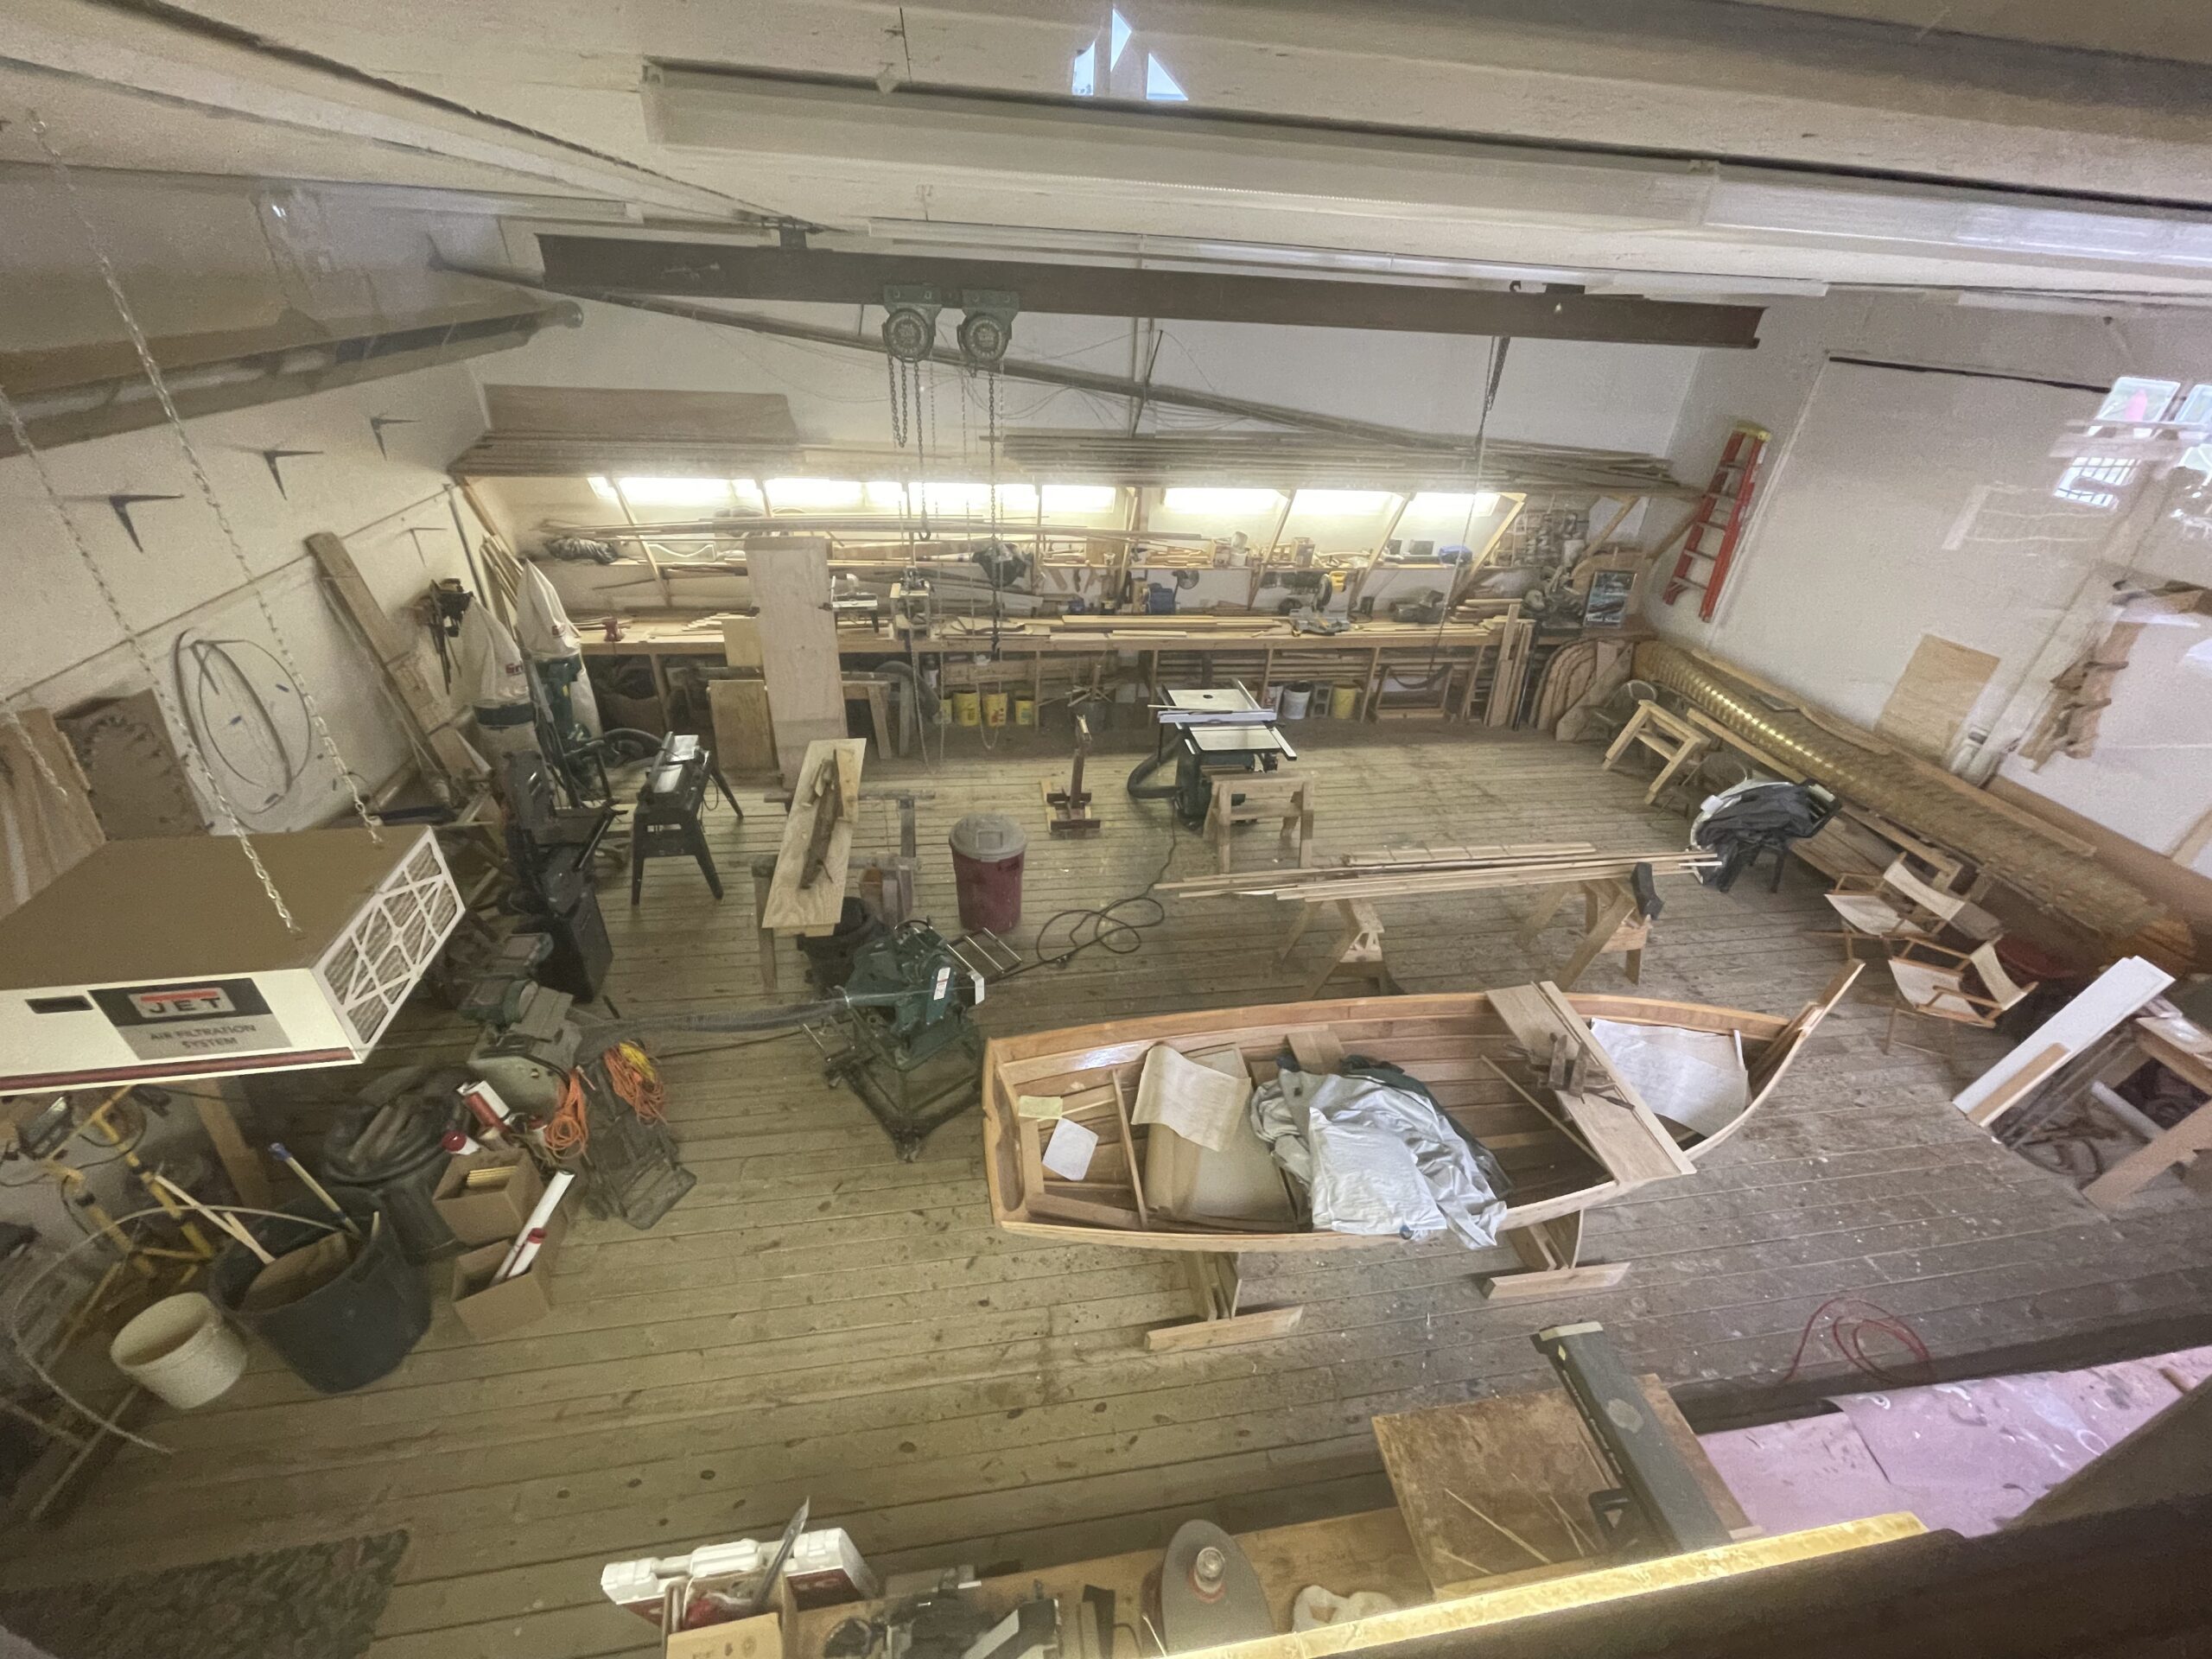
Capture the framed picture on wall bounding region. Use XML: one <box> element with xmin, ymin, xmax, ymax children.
<box><xmin>1583</xmin><ymin>568</ymin><xmax>1637</xmax><ymax>627</ymax></box>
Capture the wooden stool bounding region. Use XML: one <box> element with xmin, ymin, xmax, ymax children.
<box><xmin>1519</xmin><ymin>877</ymin><xmax>1652</xmax><ymax>988</ymax></box>
<box><xmin>1284</xmin><ymin>897</ymin><xmax>1403</xmax><ymax>998</ymax></box>
<box><xmin>1205</xmin><ymin>772</ymin><xmax>1318</xmax><ymax>874</ymax></box>
<box><xmin>1602</xmin><ymin>700</ymin><xmax>1715</xmax><ymax>807</ymax></box>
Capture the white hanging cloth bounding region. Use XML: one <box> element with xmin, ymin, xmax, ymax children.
<box><xmin>513</xmin><ymin>563</ymin><xmax>601</xmax><ymax>735</ymax></box>
<box><xmin>514</xmin><ymin>563</ymin><xmax>581</xmax><ymax>658</ymax></box>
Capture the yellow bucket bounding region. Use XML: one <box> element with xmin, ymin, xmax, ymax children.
<box><xmin>1013</xmin><ymin>694</ymin><xmax>1036</xmax><ymax>727</ymax></box>
<box><xmin>952</xmin><ymin>689</ymin><xmax>982</xmax><ymax>727</ymax></box>
<box><xmin>1330</xmin><ymin>683</ymin><xmax>1360</xmax><ymax>720</ymax></box>
<box><xmin>982</xmin><ymin>690</ymin><xmax>1009</xmax><ymax>728</ymax></box>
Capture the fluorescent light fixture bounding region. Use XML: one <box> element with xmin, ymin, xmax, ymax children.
<box><xmin>1292</xmin><ymin>490</ymin><xmax>1395</xmax><ymax>515</ymax></box>
<box><xmin>766</xmin><ymin>478</ymin><xmax>864</xmax><ymax>511</ymax></box>
<box><xmin>921</xmin><ymin>481</ymin><xmax>988</xmax><ymax>514</ymax></box>
<box><xmin>588</xmin><ymin>475</ymin><xmax>618</xmax><ymax>501</ymax></box>
<box><xmin>1409</xmin><ymin>491</ymin><xmax>1502</xmax><ymax>516</ymax></box>
<box><xmin>1162</xmin><ymin>487</ymin><xmax>1282</xmax><ymax>515</ymax></box>
<box><xmin>1043</xmin><ymin>485</ymin><xmax>1119</xmax><ymax>513</ymax></box>
<box><xmin>615</xmin><ymin>476</ymin><xmax>731</xmax><ymax>506</ymax></box>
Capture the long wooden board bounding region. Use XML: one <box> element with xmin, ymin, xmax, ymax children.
<box><xmin>762</xmin><ymin>738</ymin><xmax>865</xmax><ymax>932</ymax></box>
<box><xmin>747</xmin><ymin>537</ymin><xmax>846</xmax><ymax>788</ymax></box>
<box><xmin>1488</xmin><ymin>982</ymin><xmax>1697</xmax><ymax>1188</ymax></box>
<box><xmin>306</xmin><ymin>531</ymin><xmax>480</xmax><ymax>782</ymax></box>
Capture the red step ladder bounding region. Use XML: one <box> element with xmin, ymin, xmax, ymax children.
<box><xmin>1662</xmin><ymin>422</ymin><xmax>1769</xmax><ymax>621</ymax></box>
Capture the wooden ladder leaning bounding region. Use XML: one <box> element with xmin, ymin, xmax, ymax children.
<box><xmin>1662</xmin><ymin>423</ymin><xmax>1770</xmax><ymax>621</ymax></box>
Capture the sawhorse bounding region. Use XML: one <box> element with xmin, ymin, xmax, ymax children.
<box><xmin>1518</xmin><ymin>876</ymin><xmax>1654</xmax><ymax>988</ymax></box>
<box><xmin>1283</xmin><ymin>896</ymin><xmax>1403</xmax><ymax>998</ymax></box>
<box><xmin>751</xmin><ymin>788</ymin><xmax>925</xmax><ymax>991</ymax></box>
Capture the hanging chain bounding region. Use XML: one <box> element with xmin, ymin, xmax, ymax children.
<box><xmin>987</xmin><ymin>369</ymin><xmax>1003</xmax><ymax>540</ymax></box>
<box><xmin>0</xmin><ymin>384</ymin><xmax>302</xmax><ymax>934</ymax></box>
<box><xmin>29</xmin><ymin>111</ymin><xmax>380</xmax><ymax>841</ymax></box>
<box><xmin>919</xmin><ymin>359</ymin><xmax>937</xmax><ymax>537</ymax></box>
<box><xmin>887</xmin><ymin>352</ymin><xmax>910</xmax><ymax>448</ymax></box>
<box><xmin>1</xmin><ymin>704</ymin><xmax>71</xmax><ymax>798</ymax></box>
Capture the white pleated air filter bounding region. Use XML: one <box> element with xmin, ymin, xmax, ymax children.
<box><xmin>0</xmin><ymin>827</ymin><xmax>462</xmax><ymax>1092</ymax></box>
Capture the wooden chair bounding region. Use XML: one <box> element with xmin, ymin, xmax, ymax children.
<box><xmin>1815</xmin><ymin>857</ymin><xmax>1999</xmax><ymax>962</ymax></box>
<box><xmin>1204</xmin><ymin>772</ymin><xmax>1317</xmax><ymax>874</ymax></box>
<box><xmin>1881</xmin><ymin>938</ymin><xmax>2037</xmax><ymax>1058</ymax></box>
<box><xmin>1601</xmin><ymin>699</ymin><xmax>1716</xmax><ymax>807</ymax></box>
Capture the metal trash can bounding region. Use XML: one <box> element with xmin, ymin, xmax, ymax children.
<box><xmin>949</xmin><ymin>813</ymin><xmax>1027</xmax><ymax>933</ymax></box>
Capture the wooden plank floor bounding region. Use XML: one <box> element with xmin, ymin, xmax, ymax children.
<box><xmin>10</xmin><ymin>725</ymin><xmax>2212</xmax><ymax>1659</ymax></box>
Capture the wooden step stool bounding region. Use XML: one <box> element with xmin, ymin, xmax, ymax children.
<box><xmin>1204</xmin><ymin>772</ymin><xmax>1318</xmax><ymax>874</ymax></box>
<box><xmin>1602</xmin><ymin>700</ymin><xmax>1715</xmax><ymax>807</ymax></box>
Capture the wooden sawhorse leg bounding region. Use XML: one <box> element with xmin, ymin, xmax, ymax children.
<box><xmin>750</xmin><ymin>855</ymin><xmax>779</xmax><ymax>993</ymax></box>
<box><xmin>1307</xmin><ymin>899</ymin><xmax>1402</xmax><ymax>999</ymax></box>
<box><xmin>1478</xmin><ymin>1212</ymin><xmax>1630</xmax><ymax>1301</ymax></box>
<box><xmin>1144</xmin><ymin>1253</ymin><xmax>1305</xmax><ymax>1352</ymax></box>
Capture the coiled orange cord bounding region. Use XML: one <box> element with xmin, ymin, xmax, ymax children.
<box><xmin>604</xmin><ymin>1042</ymin><xmax>665</xmax><ymax>1124</ymax></box>
<box><xmin>542</xmin><ymin>1070</ymin><xmax>589</xmax><ymax>1157</ymax></box>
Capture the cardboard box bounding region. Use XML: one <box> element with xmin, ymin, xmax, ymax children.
<box><xmin>432</xmin><ymin>1151</ymin><xmax>544</xmax><ymax>1247</ymax></box>
<box><xmin>448</xmin><ymin>1211</ymin><xmax>568</xmax><ymax>1339</ymax></box>
<box><xmin>666</xmin><ymin>1611</ymin><xmax>780</xmax><ymax>1659</ymax></box>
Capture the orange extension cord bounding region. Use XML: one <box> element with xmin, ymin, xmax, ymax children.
<box><xmin>543</xmin><ymin>1043</ymin><xmax>665</xmax><ymax>1160</ymax></box>
<box><xmin>543</xmin><ymin>1071</ymin><xmax>589</xmax><ymax>1157</ymax></box>
<box><xmin>603</xmin><ymin>1042</ymin><xmax>666</xmax><ymax>1123</ymax></box>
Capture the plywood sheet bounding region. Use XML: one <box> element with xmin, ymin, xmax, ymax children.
<box><xmin>747</xmin><ymin>537</ymin><xmax>846</xmax><ymax>788</ymax></box>
<box><xmin>1375</xmin><ymin>1378</ymin><xmax>1751</xmax><ymax>1593</ymax></box>
<box><xmin>1876</xmin><ymin>633</ymin><xmax>2000</xmax><ymax>760</ymax></box>
<box><xmin>707</xmin><ymin>678</ymin><xmax>776</xmax><ymax>779</ymax></box>
<box><xmin>762</xmin><ymin>738</ymin><xmax>865</xmax><ymax>932</ymax></box>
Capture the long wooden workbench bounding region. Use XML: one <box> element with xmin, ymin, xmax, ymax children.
<box><xmin>582</xmin><ymin>612</ymin><xmax>1516</xmax><ymax>727</ymax></box>
<box><xmin>661</xmin><ymin>1374</ymin><xmax>1915</xmax><ymax>1659</ymax></box>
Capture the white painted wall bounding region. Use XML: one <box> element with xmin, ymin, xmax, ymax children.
<box><xmin>1656</xmin><ymin>289</ymin><xmax>2212</xmax><ymax>871</ymax></box>
<box><xmin>3</xmin><ymin>367</ymin><xmax>494</xmax><ymax>830</ymax></box>
<box><xmin>1</xmin><ymin>170</ymin><xmax>512</xmax><ymax>832</ymax></box>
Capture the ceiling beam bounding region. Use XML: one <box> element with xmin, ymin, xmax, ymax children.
<box><xmin>535</xmin><ymin>237</ymin><xmax>1764</xmax><ymax>348</ymax></box>
<box><xmin>0</xmin><ymin>296</ymin><xmax>579</xmax><ymax>455</ymax></box>
<box><xmin>445</xmin><ymin>264</ymin><xmax>1688</xmax><ymax>493</ymax></box>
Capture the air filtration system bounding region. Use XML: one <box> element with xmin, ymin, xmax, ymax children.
<box><xmin>0</xmin><ymin>828</ymin><xmax>461</xmax><ymax>1093</ymax></box>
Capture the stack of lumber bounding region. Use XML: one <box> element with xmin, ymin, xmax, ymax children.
<box><xmin>1160</xmin><ymin>842</ymin><xmax>1716</xmax><ymax>904</ymax></box>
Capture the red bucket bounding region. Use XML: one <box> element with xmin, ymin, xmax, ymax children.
<box><xmin>949</xmin><ymin>812</ymin><xmax>1027</xmax><ymax>933</ymax></box>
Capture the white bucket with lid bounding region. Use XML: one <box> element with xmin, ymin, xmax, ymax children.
<box><xmin>109</xmin><ymin>1292</ymin><xmax>248</xmax><ymax>1410</ymax></box>
<box><xmin>1279</xmin><ymin>682</ymin><xmax>1313</xmax><ymax>720</ymax></box>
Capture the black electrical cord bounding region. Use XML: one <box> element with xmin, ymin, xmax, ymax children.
<box><xmin>1001</xmin><ymin>811</ymin><xmax>1181</xmax><ymax>981</ymax></box>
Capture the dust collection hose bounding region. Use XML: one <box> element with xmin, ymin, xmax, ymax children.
<box><xmin>1127</xmin><ymin>749</ymin><xmax>1177</xmax><ymax>800</ymax></box>
<box><xmin>1634</xmin><ymin>640</ymin><xmax>2184</xmax><ymax>963</ymax></box>
<box><xmin>578</xmin><ymin>992</ymin><xmax>916</xmax><ymax>1049</ymax></box>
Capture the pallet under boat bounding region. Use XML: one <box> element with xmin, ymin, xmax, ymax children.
<box><xmin>982</xmin><ymin>973</ymin><xmax>1857</xmax><ymax>1347</ymax></box>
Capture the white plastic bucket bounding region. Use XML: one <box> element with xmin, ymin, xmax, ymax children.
<box><xmin>1280</xmin><ymin>682</ymin><xmax>1313</xmax><ymax>720</ymax></box>
<box><xmin>109</xmin><ymin>1292</ymin><xmax>248</xmax><ymax>1410</ymax></box>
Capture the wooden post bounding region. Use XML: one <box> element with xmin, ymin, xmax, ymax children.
<box><xmin>192</xmin><ymin>1078</ymin><xmax>274</xmax><ymax>1211</ymax></box>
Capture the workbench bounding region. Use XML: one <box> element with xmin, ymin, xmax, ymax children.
<box><xmin>695</xmin><ymin>1373</ymin><xmax>1914</xmax><ymax>1659</ymax></box>
<box><xmin>581</xmin><ymin>612</ymin><xmax>1514</xmax><ymax>731</ymax></box>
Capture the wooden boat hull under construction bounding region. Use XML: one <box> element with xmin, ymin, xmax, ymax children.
<box><xmin>981</xmin><ymin>975</ymin><xmax>1856</xmax><ymax>1336</ymax></box>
